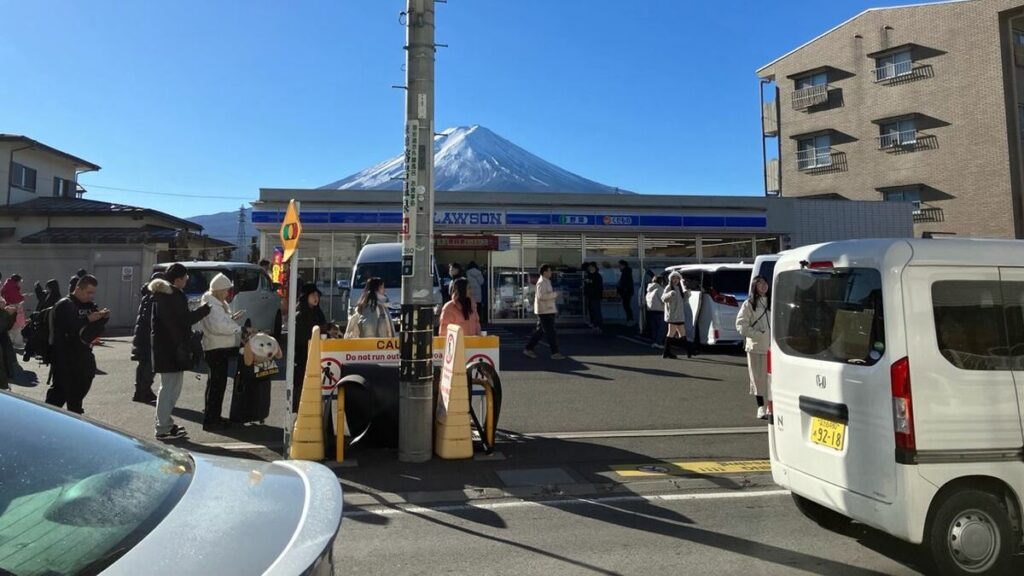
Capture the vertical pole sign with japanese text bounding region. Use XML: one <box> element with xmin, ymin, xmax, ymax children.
<box><xmin>280</xmin><ymin>199</ymin><xmax>301</xmax><ymax>456</ymax></box>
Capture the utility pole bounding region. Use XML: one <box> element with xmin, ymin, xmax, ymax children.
<box><xmin>399</xmin><ymin>0</ymin><xmax>436</xmax><ymax>463</ymax></box>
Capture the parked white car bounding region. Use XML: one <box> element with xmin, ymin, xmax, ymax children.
<box><xmin>665</xmin><ymin>263</ymin><xmax>752</xmax><ymax>346</ymax></box>
<box><xmin>347</xmin><ymin>243</ymin><xmax>443</xmax><ymax>322</ymax></box>
<box><xmin>154</xmin><ymin>262</ymin><xmax>281</xmax><ymax>333</ymax></box>
<box><xmin>769</xmin><ymin>238</ymin><xmax>1024</xmax><ymax>576</ymax></box>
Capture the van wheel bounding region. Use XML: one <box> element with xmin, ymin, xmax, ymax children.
<box><xmin>928</xmin><ymin>490</ymin><xmax>1015</xmax><ymax>576</ymax></box>
<box><xmin>791</xmin><ymin>494</ymin><xmax>852</xmax><ymax>533</ymax></box>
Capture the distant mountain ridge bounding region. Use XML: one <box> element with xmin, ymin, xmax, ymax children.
<box><xmin>320</xmin><ymin>125</ymin><xmax>628</xmax><ymax>194</ymax></box>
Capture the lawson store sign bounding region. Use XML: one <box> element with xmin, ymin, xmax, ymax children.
<box><xmin>252</xmin><ymin>209</ymin><xmax>767</xmax><ymax>230</ymax></box>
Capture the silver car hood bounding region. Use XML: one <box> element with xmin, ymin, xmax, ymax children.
<box><xmin>104</xmin><ymin>454</ymin><xmax>342</xmax><ymax>576</ymax></box>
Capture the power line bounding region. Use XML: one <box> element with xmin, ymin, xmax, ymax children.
<box><xmin>84</xmin><ymin>183</ymin><xmax>254</xmax><ymax>200</ymax></box>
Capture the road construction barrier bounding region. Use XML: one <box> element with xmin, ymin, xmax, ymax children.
<box><xmin>434</xmin><ymin>324</ymin><xmax>473</xmax><ymax>459</ymax></box>
<box><xmin>467</xmin><ymin>360</ymin><xmax>502</xmax><ymax>454</ymax></box>
<box><xmin>290</xmin><ymin>326</ymin><xmax>325</xmax><ymax>460</ymax></box>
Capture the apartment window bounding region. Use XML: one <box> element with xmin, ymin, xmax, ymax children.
<box><xmin>882</xmin><ymin>187</ymin><xmax>922</xmax><ymax>212</ymax></box>
<box><xmin>53</xmin><ymin>177</ymin><xmax>76</xmax><ymax>197</ymax></box>
<box><xmin>874</xmin><ymin>49</ymin><xmax>913</xmax><ymax>81</ymax></box>
<box><xmin>796</xmin><ymin>134</ymin><xmax>832</xmax><ymax>170</ymax></box>
<box><xmin>1014</xmin><ymin>30</ymin><xmax>1024</xmax><ymax>46</ymax></box>
<box><xmin>794</xmin><ymin>72</ymin><xmax>827</xmax><ymax>90</ymax></box>
<box><xmin>878</xmin><ymin>118</ymin><xmax>917</xmax><ymax>148</ymax></box>
<box><xmin>9</xmin><ymin>162</ymin><xmax>37</xmax><ymax>192</ymax></box>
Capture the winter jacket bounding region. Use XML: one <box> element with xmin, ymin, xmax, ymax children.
<box><xmin>200</xmin><ymin>292</ymin><xmax>241</xmax><ymax>351</ymax></box>
<box><xmin>645</xmin><ymin>283</ymin><xmax>665</xmax><ymax>312</ymax></box>
<box><xmin>0</xmin><ymin>300</ymin><xmax>15</xmax><ymax>388</ymax></box>
<box><xmin>736</xmin><ymin>296</ymin><xmax>771</xmax><ymax>354</ymax></box>
<box><xmin>439</xmin><ymin>299</ymin><xmax>481</xmax><ymax>336</ymax></box>
<box><xmin>661</xmin><ymin>275</ymin><xmax>688</xmax><ymax>324</ymax></box>
<box><xmin>617</xmin><ymin>267</ymin><xmax>634</xmax><ymax>297</ymax></box>
<box><xmin>51</xmin><ymin>295</ymin><xmax>99</xmax><ymax>358</ymax></box>
<box><xmin>150</xmin><ymin>278</ymin><xmax>211</xmax><ymax>373</ymax></box>
<box><xmin>36</xmin><ymin>280</ymin><xmax>60</xmax><ymax>312</ymax></box>
<box><xmin>131</xmin><ymin>284</ymin><xmax>155</xmax><ymax>362</ymax></box>
<box><xmin>466</xmin><ymin>268</ymin><xmax>485</xmax><ymax>304</ymax></box>
<box><xmin>583</xmin><ymin>272</ymin><xmax>604</xmax><ymax>301</ymax></box>
<box><xmin>344</xmin><ymin>303</ymin><xmax>392</xmax><ymax>339</ymax></box>
<box><xmin>533</xmin><ymin>275</ymin><xmax>558</xmax><ymax>316</ymax></box>
<box><xmin>1</xmin><ymin>279</ymin><xmax>24</xmax><ymax>306</ymax></box>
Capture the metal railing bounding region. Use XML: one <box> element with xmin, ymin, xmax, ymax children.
<box><xmin>791</xmin><ymin>84</ymin><xmax>829</xmax><ymax>110</ymax></box>
<box><xmin>877</xmin><ymin>129</ymin><xmax>919</xmax><ymax>149</ymax></box>
<box><xmin>873</xmin><ymin>60</ymin><xmax>914</xmax><ymax>82</ymax></box>
<box><xmin>913</xmin><ymin>206</ymin><xmax>944</xmax><ymax>223</ymax></box>
<box><xmin>796</xmin><ymin>147</ymin><xmax>834</xmax><ymax>170</ymax></box>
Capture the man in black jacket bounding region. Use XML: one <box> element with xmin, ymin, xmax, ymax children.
<box><xmin>150</xmin><ymin>263</ymin><xmax>211</xmax><ymax>440</ymax></box>
<box><xmin>617</xmin><ymin>260</ymin><xmax>635</xmax><ymax>326</ymax></box>
<box><xmin>583</xmin><ymin>262</ymin><xmax>604</xmax><ymax>333</ymax></box>
<box><xmin>45</xmin><ymin>275</ymin><xmax>109</xmax><ymax>414</ymax></box>
<box><xmin>130</xmin><ymin>272</ymin><xmax>163</xmax><ymax>404</ymax></box>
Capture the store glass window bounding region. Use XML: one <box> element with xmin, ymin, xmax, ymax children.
<box><xmin>701</xmin><ymin>236</ymin><xmax>754</xmax><ymax>260</ymax></box>
<box><xmin>491</xmin><ymin>234</ymin><xmax>524</xmax><ymax>321</ymax></box>
<box><xmin>585</xmin><ymin>236</ymin><xmax>640</xmax><ymax>323</ymax></box>
<box><xmin>755</xmin><ymin>236</ymin><xmax>780</xmax><ymax>256</ymax></box>
<box><xmin>523</xmin><ymin>234</ymin><xmax>583</xmax><ymax>318</ymax></box>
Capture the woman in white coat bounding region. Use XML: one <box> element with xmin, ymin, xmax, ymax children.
<box><xmin>200</xmin><ymin>273</ymin><xmax>243</xmax><ymax>430</ymax></box>
<box><xmin>736</xmin><ymin>275</ymin><xmax>771</xmax><ymax>419</ymax></box>
<box><xmin>660</xmin><ymin>272</ymin><xmax>691</xmax><ymax>359</ymax></box>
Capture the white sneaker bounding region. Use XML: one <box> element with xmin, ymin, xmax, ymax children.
<box><xmin>756</xmin><ymin>406</ymin><xmax>767</xmax><ymax>420</ymax></box>
<box><xmin>523</xmin><ymin>349</ymin><xmax>537</xmax><ymax>358</ymax></box>
<box><xmin>551</xmin><ymin>353</ymin><xmax>567</xmax><ymax>360</ymax></box>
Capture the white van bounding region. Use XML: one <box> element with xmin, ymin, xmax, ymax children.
<box><xmin>347</xmin><ymin>243</ymin><xmax>443</xmax><ymax>322</ymax></box>
<box><xmin>154</xmin><ymin>262</ymin><xmax>281</xmax><ymax>333</ymax></box>
<box><xmin>769</xmin><ymin>239</ymin><xmax>1024</xmax><ymax>576</ymax></box>
<box><xmin>666</xmin><ymin>263</ymin><xmax>752</xmax><ymax>345</ymax></box>
<box><xmin>751</xmin><ymin>253</ymin><xmax>782</xmax><ymax>292</ymax></box>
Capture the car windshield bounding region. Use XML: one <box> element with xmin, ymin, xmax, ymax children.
<box><xmin>0</xmin><ymin>393</ymin><xmax>193</xmax><ymax>576</ymax></box>
<box><xmin>710</xmin><ymin>269</ymin><xmax>752</xmax><ymax>295</ymax></box>
<box><xmin>353</xmin><ymin>262</ymin><xmax>402</xmax><ymax>290</ymax></box>
<box><xmin>774</xmin><ymin>267</ymin><xmax>886</xmax><ymax>366</ymax></box>
<box><xmin>758</xmin><ymin>261</ymin><xmax>777</xmax><ymax>291</ymax></box>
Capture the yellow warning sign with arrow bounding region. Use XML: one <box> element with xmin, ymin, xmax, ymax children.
<box><xmin>280</xmin><ymin>199</ymin><xmax>302</xmax><ymax>262</ymax></box>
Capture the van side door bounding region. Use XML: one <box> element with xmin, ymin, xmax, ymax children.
<box><xmin>904</xmin><ymin>266</ymin><xmax>1023</xmax><ymax>453</ymax></box>
<box><xmin>998</xmin><ymin>268</ymin><xmax>1024</xmax><ymax>441</ymax></box>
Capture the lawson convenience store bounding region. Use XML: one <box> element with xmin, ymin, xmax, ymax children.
<box><xmin>253</xmin><ymin>188</ymin><xmax>912</xmax><ymax>323</ymax></box>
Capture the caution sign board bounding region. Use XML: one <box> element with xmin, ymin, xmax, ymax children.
<box><xmin>434</xmin><ymin>324</ymin><xmax>472</xmax><ymax>459</ymax></box>
<box><xmin>280</xmin><ymin>200</ymin><xmax>301</xmax><ymax>262</ymax></box>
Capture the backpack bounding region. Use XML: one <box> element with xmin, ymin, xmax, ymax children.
<box><xmin>22</xmin><ymin>306</ymin><xmax>55</xmax><ymax>364</ymax></box>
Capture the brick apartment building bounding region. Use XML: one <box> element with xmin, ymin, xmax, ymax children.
<box><xmin>757</xmin><ymin>0</ymin><xmax>1024</xmax><ymax>238</ymax></box>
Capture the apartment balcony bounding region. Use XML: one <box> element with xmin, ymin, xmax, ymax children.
<box><xmin>762</xmin><ymin>101</ymin><xmax>778</xmax><ymax>136</ymax></box>
<box><xmin>872</xmin><ymin>60</ymin><xmax>933</xmax><ymax>84</ymax></box>
<box><xmin>796</xmin><ymin>147</ymin><xmax>846</xmax><ymax>173</ymax></box>
<box><xmin>913</xmin><ymin>206</ymin><xmax>944</xmax><ymax>223</ymax></box>
<box><xmin>876</xmin><ymin>129</ymin><xmax>938</xmax><ymax>153</ymax></box>
<box><xmin>791</xmin><ymin>84</ymin><xmax>830</xmax><ymax>110</ymax></box>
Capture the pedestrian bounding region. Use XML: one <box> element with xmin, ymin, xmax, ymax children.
<box><xmin>583</xmin><ymin>262</ymin><xmax>604</xmax><ymax>333</ymax></box>
<box><xmin>737</xmin><ymin>275</ymin><xmax>771</xmax><ymax>420</ymax></box>
<box><xmin>1</xmin><ymin>274</ymin><xmax>26</xmax><ymax>349</ymax></box>
<box><xmin>645</xmin><ymin>275</ymin><xmax>666</xmax><ymax>349</ymax></box>
<box><xmin>617</xmin><ymin>260</ymin><xmax>635</xmax><ymax>326</ymax></box>
<box><xmin>466</xmin><ymin>261</ymin><xmax>486</xmax><ymax>324</ymax></box>
<box><xmin>200</xmin><ymin>272</ymin><xmax>243</xmax><ymax>430</ymax></box>
<box><xmin>0</xmin><ymin>297</ymin><xmax>17</xmax><ymax>390</ymax></box>
<box><xmin>45</xmin><ymin>275</ymin><xmax>109</xmax><ymax>413</ymax></box>
<box><xmin>34</xmin><ymin>279</ymin><xmax>61</xmax><ymax>311</ymax></box>
<box><xmin>295</xmin><ymin>282</ymin><xmax>328</xmax><ymax>411</ymax></box>
<box><xmin>150</xmin><ymin>263</ymin><xmax>212</xmax><ymax>441</ymax></box>
<box><xmin>344</xmin><ymin>278</ymin><xmax>393</xmax><ymax>339</ymax></box>
<box><xmin>230</xmin><ymin>324</ymin><xmax>280</xmax><ymax>425</ymax></box>
<box><xmin>439</xmin><ymin>277</ymin><xmax>481</xmax><ymax>336</ymax></box>
<box><xmin>523</xmin><ymin>264</ymin><xmax>565</xmax><ymax>360</ymax></box>
<box><xmin>130</xmin><ymin>272</ymin><xmax>162</xmax><ymax>404</ymax></box>
<box><xmin>68</xmin><ymin>268</ymin><xmax>88</xmax><ymax>294</ymax></box>
<box><xmin>661</xmin><ymin>271</ymin><xmax>691</xmax><ymax>359</ymax></box>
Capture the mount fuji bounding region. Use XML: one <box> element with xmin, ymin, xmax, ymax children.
<box><xmin>320</xmin><ymin>125</ymin><xmax>628</xmax><ymax>194</ymax></box>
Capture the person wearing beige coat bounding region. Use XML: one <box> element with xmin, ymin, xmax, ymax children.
<box><xmin>523</xmin><ymin>264</ymin><xmax>565</xmax><ymax>360</ymax></box>
<box><xmin>736</xmin><ymin>275</ymin><xmax>771</xmax><ymax>419</ymax></box>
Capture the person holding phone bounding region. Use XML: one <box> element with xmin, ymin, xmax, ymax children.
<box><xmin>46</xmin><ymin>274</ymin><xmax>109</xmax><ymax>414</ymax></box>
<box><xmin>199</xmin><ymin>273</ymin><xmax>243</xmax><ymax>430</ymax></box>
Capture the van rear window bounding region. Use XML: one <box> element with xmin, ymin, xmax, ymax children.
<box><xmin>353</xmin><ymin>262</ymin><xmax>402</xmax><ymax>290</ymax></box>
<box><xmin>775</xmin><ymin>268</ymin><xmax>885</xmax><ymax>366</ymax></box>
<box><xmin>711</xmin><ymin>269</ymin><xmax>753</xmax><ymax>295</ymax></box>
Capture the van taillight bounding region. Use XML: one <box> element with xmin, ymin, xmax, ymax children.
<box><xmin>891</xmin><ymin>357</ymin><xmax>916</xmax><ymax>459</ymax></box>
<box><xmin>808</xmin><ymin>261</ymin><xmax>834</xmax><ymax>269</ymax></box>
<box><xmin>710</xmin><ymin>289</ymin><xmax>739</xmax><ymax>307</ymax></box>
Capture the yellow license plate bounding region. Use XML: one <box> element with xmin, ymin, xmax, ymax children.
<box><xmin>810</xmin><ymin>417</ymin><xmax>846</xmax><ymax>451</ymax></box>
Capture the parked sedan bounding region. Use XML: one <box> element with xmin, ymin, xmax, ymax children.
<box><xmin>0</xmin><ymin>392</ymin><xmax>342</xmax><ymax>575</ymax></box>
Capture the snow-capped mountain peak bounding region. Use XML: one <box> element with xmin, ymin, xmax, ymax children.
<box><xmin>319</xmin><ymin>125</ymin><xmax>627</xmax><ymax>194</ymax></box>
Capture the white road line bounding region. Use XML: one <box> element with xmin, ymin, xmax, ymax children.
<box><xmin>343</xmin><ymin>489</ymin><xmax>790</xmax><ymax>518</ymax></box>
<box><xmin>513</xmin><ymin>426</ymin><xmax>768</xmax><ymax>440</ymax></box>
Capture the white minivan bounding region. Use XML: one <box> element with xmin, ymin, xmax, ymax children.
<box><xmin>347</xmin><ymin>243</ymin><xmax>443</xmax><ymax>322</ymax></box>
<box><xmin>769</xmin><ymin>239</ymin><xmax>1024</xmax><ymax>576</ymax></box>
<box><xmin>154</xmin><ymin>261</ymin><xmax>281</xmax><ymax>333</ymax></box>
<box><xmin>666</xmin><ymin>263</ymin><xmax>752</xmax><ymax>346</ymax></box>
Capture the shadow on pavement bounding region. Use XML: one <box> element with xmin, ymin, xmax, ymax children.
<box><xmin>582</xmin><ymin>360</ymin><xmax>722</xmax><ymax>381</ymax></box>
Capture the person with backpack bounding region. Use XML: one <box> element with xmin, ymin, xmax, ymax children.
<box><xmin>150</xmin><ymin>263</ymin><xmax>212</xmax><ymax>440</ymax></box>
<box><xmin>45</xmin><ymin>275</ymin><xmax>109</xmax><ymax>414</ymax></box>
<box><xmin>736</xmin><ymin>275</ymin><xmax>771</xmax><ymax>419</ymax></box>
<box><xmin>130</xmin><ymin>272</ymin><xmax>162</xmax><ymax>404</ymax></box>
<box><xmin>199</xmin><ymin>273</ymin><xmax>243</xmax><ymax>430</ymax></box>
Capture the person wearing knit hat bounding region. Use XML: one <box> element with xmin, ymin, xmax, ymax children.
<box><xmin>199</xmin><ymin>272</ymin><xmax>243</xmax><ymax>430</ymax></box>
<box><xmin>292</xmin><ymin>282</ymin><xmax>326</xmax><ymax>412</ymax></box>
<box><xmin>149</xmin><ymin>262</ymin><xmax>212</xmax><ymax>440</ymax></box>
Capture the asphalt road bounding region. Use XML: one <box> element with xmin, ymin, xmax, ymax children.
<box><xmin>337</xmin><ymin>491</ymin><xmax>931</xmax><ymax>576</ymax></box>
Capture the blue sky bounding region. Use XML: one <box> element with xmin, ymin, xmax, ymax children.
<box><xmin>1</xmin><ymin>0</ymin><xmax>932</xmax><ymax>217</ymax></box>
